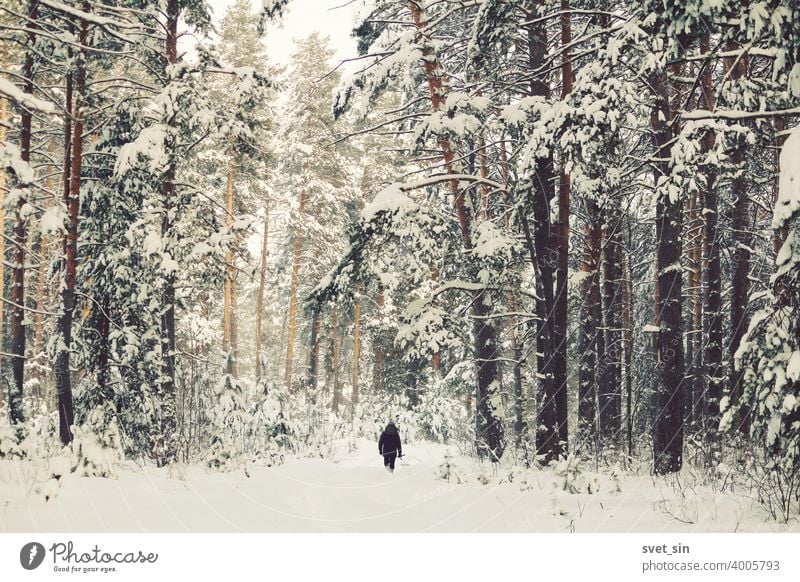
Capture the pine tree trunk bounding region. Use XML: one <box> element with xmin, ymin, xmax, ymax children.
<box><xmin>701</xmin><ymin>47</ymin><xmax>722</xmax><ymax>437</ymax></box>
<box><xmin>223</xmin><ymin>160</ymin><xmax>237</xmax><ymax>376</ymax></box>
<box><xmin>551</xmin><ymin>0</ymin><xmax>572</xmax><ymax>458</ymax></box>
<box><xmin>0</xmin><ymin>47</ymin><xmax>8</xmax><ymax>400</ymax></box>
<box><xmin>650</xmin><ymin>66</ymin><xmax>685</xmax><ymax>475</ymax></box>
<box><xmin>54</xmin><ymin>6</ymin><xmax>88</xmax><ymax>445</ymax></box>
<box><xmin>577</xmin><ymin>199</ymin><xmax>601</xmax><ymax>451</ymax></box>
<box><xmin>352</xmin><ymin>283</ymin><xmax>361</xmax><ymax>417</ymax></box>
<box><xmin>727</xmin><ymin>48</ymin><xmax>751</xmax><ymax>433</ymax></box>
<box><xmin>285</xmin><ymin>189</ymin><xmax>306</xmax><ymax>390</ymax></box>
<box><xmin>255</xmin><ymin>204</ymin><xmax>269</xmax><ymax>385</ymax></box>
<box><xmin>331</xmin><ymin>305</ymin><xmax>341</xmax><ymax>413</ymax></box>
<box><xmin>600</xmin><ymin>207</ymin><xmax>623</xmax><ymax>447</ymax></box>
<box><xmin>621</xmin><ymin>225</ymin><xmax>635</xmax><ymax>462</ymax></box>
<box><xmin>33</xmin><ymin>142</ymin><xmax>55</xmax><ymax>392</ymax></box>
<box><xmin>522</xmin><ymin>3</ymin><xmax>566</xmax><ymax>463</ymax></box>
<box><xmin>307</xmin><ymin>308</ymin><xmax>322</xmax><ymax>399</ymax></box>
<box><xmin>373</xmin><ymin>288</ymin><xmax>384</xmax><ymax>392</ymax></box>
<box><xmin>158</xmin><ymin>0</ymin><xmax>180</xmax><ymax>465</ymax></box>
<box><xmin>9</xmin><ymin>0</ymin><xmax>40</xmax><ymax>426</ymax></box>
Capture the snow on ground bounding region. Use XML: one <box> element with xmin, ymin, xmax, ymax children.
<box><xmin>1</xmin><ymin>439</ymin><xmax>796</xmax><ymax>533</ymax></box>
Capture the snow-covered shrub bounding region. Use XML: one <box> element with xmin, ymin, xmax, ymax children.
<box><xmin>71</xmin><ymin>407</ymin><xmax>124</xmax><ymax>478</ymax></box>
<box><xmin>0</xmin><ymin>405</ymin><xmax>21</xmax><ymax>458</ymax></box>
<box><xmin>206</xmin><ymin>370</ymin><xmax>253</xmax><ymax>471</ymax></box>
<box><xmin>248</xmin><ymin>385</ymin><xmax>294</xmax><ymax>465</ymax></box>
<box><xmin>553</xmin><ymin>455</ymin><xmax>600</xmax><ymax>495</ymax></box>
<box><xmin>436</xmin><ymin>450</ymin><xmax>463</xmax><ymax>484</ymax></box>
<box><xmin>413</xmin><ymin>383</ymin><xmax>469</xmax><ymax>444</ymax></box>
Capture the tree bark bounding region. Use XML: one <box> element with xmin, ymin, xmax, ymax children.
<box><xmin>0</xmin><ymin>45</ymin><xmax>8</xmax><ymax>401</ymax></box>
<box><xmin>54</xmin><ymin>5</ymin><xmax>89</xmax><ymax>445</ymax></box>
<box><xmin>255</xmin><ymin>204</ymin><xmax>269</xmax><ymax>386</ymax></box>
<box><xmin>331</xmin><ymin>305</ymin><xmax>341</xmax><ymax>413</ymax></box>
<box><xmin>222</xmin><ymin>159</ymin><xmax>237</xmax><ymax>377</ymax></box>
<box><xmin>650</xmin><ymin>66</ymin><xmax>685</xmax><ymax>474</ymax></box>
<box><xmin>285</xmin><ymin>189</ymin><xmax>306</xmax><ymax>390</ymax></box>
<box><xmin>577</xmin><ymin>198</ymin><xmax>601</xmax><ymax>452</ymax></box>
<box><xmin>696</xmin><ymin>33</ymin><xmax>723</xmax><ymax>442</ymax></box>
<box><xmin>522</xmin><ymin>2</ymin><xmax>567</xmax><ymax>463</ymax></box>
<box><xmin>158</xmin><ymin>0</ymin><xmax>180</xmax><ymax>465</ymax></box>
<box><xmin>726</xmin><ymin>47</ymin><xmax>751</xmax><ymax>433</ymax></box>
<box><xmin>8</xmin><ymin>0</ymin><xmax>40</xmax><ymax>426</ymax></box>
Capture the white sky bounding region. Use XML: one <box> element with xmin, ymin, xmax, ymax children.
<box><xmin>206</xmin><ymin>0</ymin><xmax>360</xmax><ymax>66</ymax></box>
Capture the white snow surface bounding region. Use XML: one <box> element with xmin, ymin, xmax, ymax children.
<box><xmin>1</xmin><ymin>439</ymin><xmax>794</xmax><ymax>533</ymax></box>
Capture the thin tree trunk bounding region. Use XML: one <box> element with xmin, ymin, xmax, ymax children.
<box><xmin>577</xmin><ymin>199</ymin><xmax>601</xmax><ymax>452</ymax></box>
<box><xmin>54</xmin><ymin>5</ymin><xmax>89</xmax><ymax>445</ymax></box>
<box><xmin>33</xmin><ymin>142</ymin><xmax>55</xmax><ymax>392</ymax></box>
<box><xmin>9</xmin><ymin>0</ymin><xmax>40</xmax><ymax>426</ymax></box>
<box><xmin>600</xmin><ymin>208</ymin><xmax>623</xmax><ymax>446</ymax></box>
<box><xmin>222</xmin><ymin>159</ymin><xmax>237</xmax><ymax>377</ymax></box>
<box><xmin>255</xmin><ymin>204</ymin><xmax>269</xmax><ymax>385</ymax></box>
<box><xmin>352</xmin><ymin>283</ymin><xmax>361</xmax><ymax>416</ymax></box>
<box><xmin>621</xmin><ymin>223</ymin><xmax>634</xmax><ymax>462</ymax></box>
<box><xmin>158</xmin><ymin>0</ymin><xmax>180</xmax><ymax>465</ymax></box>
<box><xmin>307</xmin><ymin>308</ymin><xmax>321</xmax><ymax>399</ymax></box>
<box><xmin>551</xmin><ymin>0</ymin><xmax>572</xmax><ymax>457</ymax></box>
<box><xmin>373</xmin><ymin>288</ymin><xmax>384</xmax><ymax>392</ymax></box>
<box><xmin>285</xmin><ymin>190</ymin><xmax>306</xmax><ymax>390</ymax></box>
<box><xmin>727</xmin><ymin>47</ymin><xmax>751</xmax><ymax>433</ymax></box>
<box><xmin>331</xmin><ymin>305</ymin><xmax>341</xmax><ymax>413</ymax></box>
<box><xmin>0</xmin><ymin>46</ymin><xmax>8</xmax><ymax>400</ymax></box>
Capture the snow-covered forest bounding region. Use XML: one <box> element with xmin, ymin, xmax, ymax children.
<box><xmin>1</xmin><ymin>0</ymin><xmax>800</xmax><ymax>531</ymax></box>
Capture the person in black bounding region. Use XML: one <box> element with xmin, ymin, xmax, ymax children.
<box><xmin>378</xmin><ymin>422</ymin><xmax>402</xmax><ymax>472</ymax></box>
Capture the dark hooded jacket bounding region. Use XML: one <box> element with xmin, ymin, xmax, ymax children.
<box><xmin>379</xmin><ymin>423</ymin><xmax>402</xmax><ymax>457</ymax></box>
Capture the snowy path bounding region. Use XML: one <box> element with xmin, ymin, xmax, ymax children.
<box><xmin>0</xmin><ymin>440</ymin><xmax>795</xmax><ymax>532</ymax></box>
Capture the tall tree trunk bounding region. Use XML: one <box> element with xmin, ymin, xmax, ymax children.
<box><xmin>373</xmin><ymin>287</ymin><xmax>384</xmax><ymax>392</ymax></box>
<box><xmin>307</xmin><ymin>308</ymin><xmax>321</xmax><ymax>400</ymax></box>
<box><xmin>352</xmin><ymin>283</ymin><xmax>361</xmax><ymax>416</ymax></box>
<box><xmin>285</xmin><ymin>189</ymin><xmax>306</xmax><ymax>390</ymax></box>
<box><xmin>54</xmin><ymin>6</ymin><xmax>89</xmax><ymax>445</ymax></box>
<box><xmin>409</xmin><ymin>0</ymin><xmax>503</xmax><ymax>460</ymax></box>
<box><xmin>222</xmin><ymin>163</ymin><xmax>234</xmax><ymax>374</ymax></box>
<box><xmin>0</xmin><ymin>46</ymin><xmax>8</xmax><ymax>400</ymax></box>
<box><xmin>650</xmin><ymin>66</ymin><xmax>685</xmax><ymax>475</ymax></box>
<box><xmin>599</xmin><ymin>207</ymin><xmax>623</xmax><ymax>447</ymax></box>
<box><xmin>698</xmin><ymin>33</ymin><xmax>722</xmax><ymax>444</ymax></box>
<box><xmin>331</xmin><ymin>305</ymin><xmax>341</xmax><ymax>413</ymax></box>
<box><xmin>33</xmin><ymin>142</ymin><xmax>55</xmax><ymax>393</ymax></box>
<box><xmin>222</xmin><ymin>160</ymin><xmax>237</xmax><ymax>377</ymax></box>
<box><xmin>158</xmin><ymin>0</ymin><xmax>180</xmax><ymax>465</ymax></box>
<box><xmin>551</xmin><ymin>0</ymin><xmax>572</xmax><ymax>457</ymax></box>
<box><xmin>621</xmin><ymin>223</ymin><xmax>634</xmax><ymax>462</ymax></box>
<box><xmin>686</xmin><ymin>186</ymin><xmax>703</xmax><ymax>430</ymax></box>
<box><xmin>254</xmin><ymin>204</ymin><xmax>269</xmax><ymax>386</ymax></box>
<box><xmin>522</xmin><ymin>2</ymin><xmax>566</xmax><ymax>463</ymax></box>
<box><xmin>577</xmin><ymin>199</ymin><xmax>601</xmax><ymax>452</ymax></box>
<box><xmin>726</xmin><ymin>48</ymin><xmax>751</xmax><ymax>433</ymax></box>
<box><xmin>500</xmin><ymin>140</ymin><xmax>526</xmax><ymax>451</ymax></box>
<box><xmin>9</xmin><ymin>0</ymin><xmax>41</xmax><ymax>426</ymax></box>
